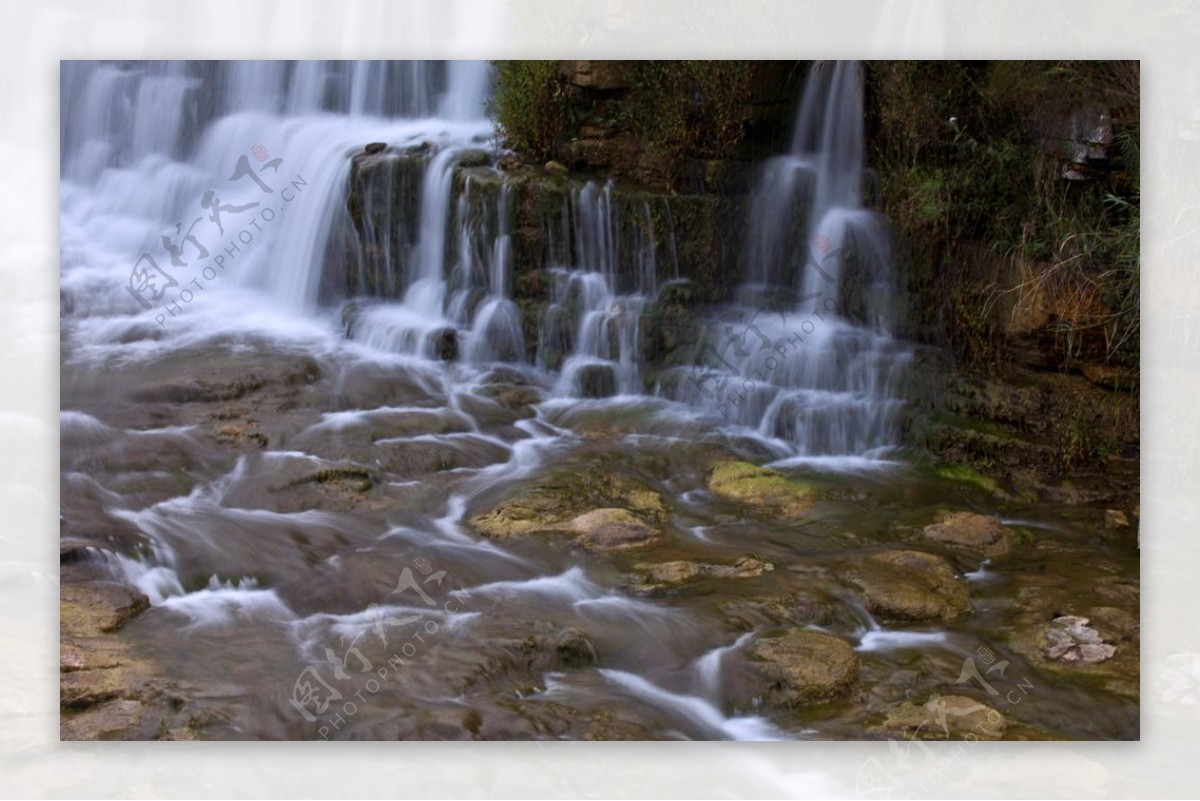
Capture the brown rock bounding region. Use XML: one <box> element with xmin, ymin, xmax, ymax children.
<box><xmin>634</xmin><ymin>557</ymin><xmax>774</xmax><ymax>588</ymax></box>
<box><xmin>922</xmin><ymin>512</ymin><xmax>1016</xmax><ymax>558</ymax></box>
<box><xmin>750</xmin><ymin>629</ymin><xmax>858</xmax><ymax>705</ymax></box>
<box><xmin>61</xmin><ymin>582</ymin><xmax>150</xmax><ymax>637</ymax></box>
<box><xmin>570</xmin><ymin>508</ymin><xmax>657</xmax><ymax>551</ymax></box>
<box><xmin>846</xmin><ymin>550</ymin><xmax>970</xmax><ymax>622</ymax></box>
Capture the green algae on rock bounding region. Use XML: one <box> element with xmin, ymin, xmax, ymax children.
<box><xmin>705</xmin><ymin>460</ymin><xmax>818</xmax><ymax>517</ymax></box>
<box><xmin>469</xmin><ymin>468</ymin><xmax>666</xmax><ymax>540</ymax></box>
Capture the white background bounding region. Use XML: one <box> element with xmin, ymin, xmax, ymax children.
<box><xmin>2</xmin><ymin>0</ymin><xmax>1197</xmax><ymax>797</ymax></box>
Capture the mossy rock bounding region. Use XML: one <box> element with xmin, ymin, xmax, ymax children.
<box><xmin>469</xmin><ymin>468</ymin><xmax>666</xmax><ymax>540</ymax></box>
<box><xmin>706</xmin><ymin>460</ymin><xmax>817</xmax><ymax>517</ymax></box>
<box><xmin>934</xmin><ymin>462</ymin><xmax>999</xmax><ymax>494</ymax></box>
<box><xmin>922</xmin><ymin>511</ymin><xmax>1017</xmax><ymax>558</ymax></box>
<box><xmin>749</xmin><ymin>629</ymin><xmax>859</xmax><ymax>706</ymax></box>
<box><xmin>845</xmin><ymin>550</ymin><xmax>970</xmax><ymax>622</ymax></box>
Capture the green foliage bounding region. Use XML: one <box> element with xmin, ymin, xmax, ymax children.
<box><xmin>489</xmin><ymin>61</ymin><xmax>568</xmax><ymax>162</ymax></box>
<box><xmin>627</xmin><ymin>61</ymin><xmax>754</xmax><ymax>162</ymax></box>
<box><xmin>490</xmin><ymin>60</ymin><xmax>754</xmax><ymax>187</ymax></box>
<box><xmin>868</xmin><ymin>60</ymin><xmax>1140</xmax><ymax>369</ymax></box>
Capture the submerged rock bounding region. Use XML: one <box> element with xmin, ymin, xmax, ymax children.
<box><xmin>845</xmin><ymin>550</ymin><xmax>970</xmax><ymax>622</ymax></box>
<box><xmin>922</xmin><ymin>511</ymin><xmax>1016</xmax><ymax>558</ymax></box>
<box><xmin>705</xmin><ymin>460</ymin><xmax>817</xmax><ymax>517</ymax></box>
<box><xmin>634</xmin><ymin>557</ymin><xmax>774</xmax><ymax>589</ymax></box>
<box><xmin>873</xmin><ymin>694</ymin><xmax>1006</xmax><ymax>740</ymax></box>
<box><xmin>749</xmin><ymin>629</ymin><xmax>858</xmax><ymax>705</ymax></box>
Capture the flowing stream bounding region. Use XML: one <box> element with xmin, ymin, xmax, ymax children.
<box><xmin>59</xmin><ymin>60</ymin><xmax>1139</xmax><ymax>741</ymax></box>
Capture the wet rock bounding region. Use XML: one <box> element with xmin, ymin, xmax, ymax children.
<box><xmin>570</xmin><ymin>508</ymin><xmax>657</xmax><ymax>551</ymax></box>
<box><xmin>61</xmin><ymin>582</ymin><xmax>150</xmax><ymax>636</ymax></box>
<box><xmin>457</xmin><ymin>148</ymin><xmax>491</xmax><ymax>168</ymax></box>
<box><xmin>1105</xmin><ymin>509</ymin><xmax>1131</xmax><ymax>529</ymax></box>
<box><xmin>469</xmin><ymin>468</ymin><xmax>666</xmax><ymax>539</ymax></box>
<box><xmin>922</xmin><ymin>511</ymin><xmax>1016</xmax><ymax>558</ymax></box>
<box><xmin>364</xmin><ymin>142</ymin><xmax>387</xmax><ymax>154</ymax></box>
<box><xmin>845</xmin><ymin>550</ymin><xmax>970</xmax><ymax>622</ymax></box>
<box><xmin>749</xmin><ymin>629</ymin><xmax>858</xmax><ymax>705</ymax></box>
<box><xmin>544</xmin><ymin>160</ymin><xmax>568</xmax><ymax>175</ymax></box>
<box><xmin>1042</xmin><ymin>616</ymin><xmax>1116</xmax><ymax>665</ymax></box>
<box><xmin>429</xmin><ymin>327</ymin><xmax>459</xmax><ymax>361</ymax></box>
<box><xmin>61</xmin><ymin>699</ymin><xmax>146</xmax><ymax>741</ymax></box>
<box><xmin>873</xmin><ymin>694</ymin><xmax>1006</xmax><ymax>740</ymax></box>
<box><xmin>577</xmin><ymin>363</ymin><xmax>617</xmax><ymax>398</ymax></box>
<box><xmin>213</xmin><ymin>420</ymin><xmax>268</xmax><ymax>449</ymax></box>
<box><xmin>634</xmin><ymin>557</ymin><xmax>774</xmax><ymax>589</ymax></box>
<box><xmin>706</xmin><ymin>460</ymin><xmax>817</xmax><ymax>517</ymax></box>
<box><xmin>552</xmin><ymin>628</ymin><xmax>598</xmax><ymax>669</ymax></box>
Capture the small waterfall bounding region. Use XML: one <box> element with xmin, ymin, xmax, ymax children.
<box><xmin>661</xmin><ymin>60</ymin><xmax>912</xmax><ymax>462</ymax></box>
<box><xmin>543</xmin><ymin>182</ymin><xmax>674</xmax><ymax>398</ymax></box>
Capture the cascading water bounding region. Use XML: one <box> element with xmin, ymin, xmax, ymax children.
<box><xmin>58</xmin><ymin>59</ymin><xmax>1140</xmax><ymax>745</ymax></box>
<box><xmin>660</xmin><ymin>60</ymin><xmax>912</xmax><ymax>464</ymax></box>
<box><xmin>544</xmin><ymin>181</ymin><xmax>675</xmax><ymax>397</ymax></box>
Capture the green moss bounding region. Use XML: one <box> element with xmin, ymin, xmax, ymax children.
<box><xmin>934</xmin><ymin>462</ymin><xmax>999</xmax><ymax>494</ymax></box>
<box><xmin>706</xmin><ymin>460</ymin><xmax>817</xmax><ymax>517</ymax></box>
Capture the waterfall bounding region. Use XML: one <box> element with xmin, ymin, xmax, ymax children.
<box><xmin>660</xmin><ymin>60</ymin><xmax>912</xmax><ymax>462</ymax></box>
<box><xmin>60</xmin><ymin>58</ymin><xmax>908</xmax><ymax>442</ymax></box>
<box><xmin>59</xmin><ymin>60</ymin><xmax>496</xmax><ymax>338</ymax></box>
<box><xmin>543</xmin><ymin>182</ymin><xmax>674</xmax><ymax>398</ymax></box>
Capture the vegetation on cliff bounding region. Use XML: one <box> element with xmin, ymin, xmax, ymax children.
<box><xmin>866</xmin><ymin>61</ymin><xmax>1140</xmax><ymax>372</ymax></box>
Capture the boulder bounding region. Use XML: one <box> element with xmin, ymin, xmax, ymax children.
<box><xmin>706</xmin><ymin>460</ymin><xmax>817</xmax><ymax>517</ymax></box>
<box><xmin>569</xmin><ymin>508</ymin><xmax>657</xmax><ymax>551</ymax></box>
<box><xmin>922</xmin><ymin>511</ymin><xmax>1016</xmax><ymax>558</ymax></box>
<box><xmin>577</xmin><ymin>363</ymin><xmax>617</xmax><ymax>399</ymax></box>
<box><xmin>634</xmin><ymin>557</ymin><xmax>774</xmax><ymax>588</ymax></box>
<box><xmin>469</xmin><ymin>468</ymin><xmax>666</xmax><ymax>540</ymax></box>
<box><xmin>846</xmin><ymin>550</ymin><xmax>970</xmax><ymax>622</ymax></box>
<box><xmin>750</xmin><ymin>629</ymin><xmax>858</xmax><ymax>705</ymax></box>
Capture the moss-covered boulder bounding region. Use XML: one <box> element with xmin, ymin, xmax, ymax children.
<box><xmin>749</xmin><ymin>629</ymin><xmax>859</xmax><ymax>706</ymax></box>
<box><xmin>706</xmin><ymin>460</ymin><xmax>817</xmax><ymax>517</ymax></box>
<box><xmin>468</xmin><ymin>468</ymin><xmax>666</xmax><ymax>540</ymax></box>
<box><xmin>845</xmin><ymin>550</ymin><xmax>970</xmax><ymax>622</ymax></box>
<box><xmin>922</xmin><ymin>511</ymin><xmax>1017</xmax><ymax>558</ymax></box>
